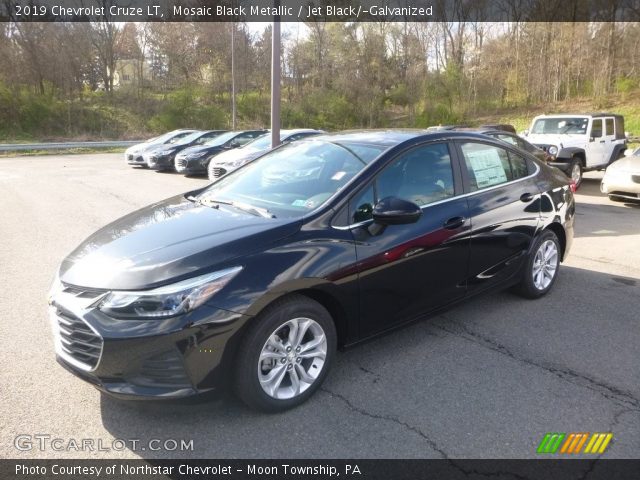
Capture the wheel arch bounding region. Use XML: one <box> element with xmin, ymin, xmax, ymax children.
<box><xmin>544</xmin><ymin>222</ymin><xmax>567</xmax><ymax>261</ymax></box>
<box><xmin>239</xmin><ymin>282</ymin><xmax>353</xmax><ymax>349</ymax></box>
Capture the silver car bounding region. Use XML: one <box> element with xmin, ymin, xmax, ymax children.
<box><xmin>600</xmin><ymin>148</ymin><xmax>640</xmax><ymax>202</ymax></box>
<box><xmin>124</xmin><ymin>129</ymin><xmax>197</xmax><ymax>167</ymax></box>
<box><xmin>207</xmin><ymin>129</ymin><xmax>324</xmax><ymax>181</ymax></box>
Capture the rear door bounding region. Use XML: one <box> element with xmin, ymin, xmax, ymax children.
<box><xmin>350</xmin><ymin>142</ymin><xmax>471</xmax><ymax>336</ymax></box>
<box><xmin>455</xmin><ymin>140</ymin><xmax>541</xmax><ymax>294</ymax></box>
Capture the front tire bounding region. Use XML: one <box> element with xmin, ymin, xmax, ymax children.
<box><xmin>568</xmin><ymin>158</ymin><xmax>583</xmax><ymax>188</ymax></box>
<box><xmin>514</xmin><ymin>230</ymin><xmax>561</xmax><ymax>299</ymax></box>
<box><xmin>234</xmin><ymin>295</ymin><xmax>337</xmax><ymax>412</ymax></box>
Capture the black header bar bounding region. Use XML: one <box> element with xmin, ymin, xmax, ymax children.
<box><xmin>2</xmin><ymin>459</ymin><xmax>640</xmax><ymax>480</ymax></box>
<box><xmin>1</xmin><ymin>0</ymin><xmax>639</xmax><ymax>23</ymax></box>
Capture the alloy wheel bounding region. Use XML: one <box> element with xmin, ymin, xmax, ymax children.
<box><xmin>257</xmin><ymin>317</ymin><xmax>327</xmax><ymax>400</ymax></box>
<box><xmin>532</xmin><ymin>239</ymin><xmax>558</xmax><ymax>290</ymax></box>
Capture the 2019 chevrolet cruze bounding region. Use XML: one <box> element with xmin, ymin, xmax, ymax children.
<box><xmin>49</xmin><ymin>130</ymin><xmax>575</xmax><ymax>412</ymax></box>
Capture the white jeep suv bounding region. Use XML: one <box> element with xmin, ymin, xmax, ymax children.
<box><xmin>523</xmin><ymin>114</ymin><xmax>627</xmax><ymax>186</ymax></box>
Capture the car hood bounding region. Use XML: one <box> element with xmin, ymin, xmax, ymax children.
<box><xmin>607</xmin><ymin>156</ymin><xmax>640</xmax><ymax>173</ymax></box>
<box><xmin>212</xmin><ymin>147</ymin><xmax>263</xmax><ymax>165</ymax></box>
<box><xmin>526</xmin><ymin>134</ymin><xmax>585</xmax><ymax>148</ymax></box>
<box><xmin>59</xmin><ymin>194</ymin><xmax>301</xmax><ymax>290</ymax></box>
<box><xmin>180</xmin><ymin>144</ymin><xmax>226</xmax><ymax>156</ymax></box>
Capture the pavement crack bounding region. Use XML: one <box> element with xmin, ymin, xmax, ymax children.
<box><xmin>434</xmin><ymin>316</ymin><xmax>640</xmax><ymax>411</ymax></box>
<box><xmin>320</xmin><ymin>387</ymin><xmax>449</xmax><ymax>459</ymax></box>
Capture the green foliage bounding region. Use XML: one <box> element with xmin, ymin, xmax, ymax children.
<box><xmin>616</xmin><ymin>77</ymin><xmax>637</xmax><ymax>94</ymax></box>
<box><xmin>148</xmin><ymin>89</ymin><xmax>227</xmax><ymax>131</ymax></box>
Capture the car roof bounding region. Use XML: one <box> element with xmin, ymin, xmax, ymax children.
<box><xmin>534</xmin><ymin>113</ymin><xmax>623</xmax><ymax>119</ymax></box>
<box><xmin>450</xmin><ymin>127</ymin><xmax>514</xmax><ymax>135</ymax></box>
<box><xmin>308</xmin><ymin>129</ymin><xmax>507</xmax><ymax>148</ymax></box>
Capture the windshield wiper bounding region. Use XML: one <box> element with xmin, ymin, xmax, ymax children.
<box><xmin>197</xmin><ymin>197</ymin><xmax>275</xmax><ymax>218</ymax></box>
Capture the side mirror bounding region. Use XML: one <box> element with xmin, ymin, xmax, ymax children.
<box><xmin>589</xmin><ymin>137</ymin><xmax>595</xmax><ymax>142</ymax></box>
<box><xmin>372</xmin><ymin>197</ymin><xmax>422</xmax><ymax>226</ymax></box>
<box><xmin>523</xmin><ymin>130</ymin><xmax>529</xmax><ymax>136</ymax></box>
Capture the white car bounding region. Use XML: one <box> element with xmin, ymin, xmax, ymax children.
<box><xmin>124</xmin><ymin>129</ymin><xmax>197</xmax><ymax>167</ymax></box>
<box><xmin>207</xmin><ymin>129</ymin><xmax>323</xmax><ymax>181</ymax></box>
<box><xmin>601</xmin><ymin>148</ymin><xmax>640</xmax><ymax>202</ymax></box>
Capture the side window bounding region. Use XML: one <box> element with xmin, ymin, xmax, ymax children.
<box><xmin>460</xmin><ymin>142</ymin><xmax>513</xmax><ymax>191</ymax></box>
<box><xmin>235</xmin><ymin>133</ymin><xmax>255</xmax><ymax>146</ymax></box>
<box><xmin>508</xmin><ymin>152</ymin><xmax>529</xmax><ymax>179</ymax></box>
<box><xmin>591</xmin><ymin>119</ymin><xmax>603</xmax><ymax>138</ymax></box>
<box><xmin>377</xmin><ymin>143</ymin><xmax>455</xmax><ymax>207</ymax></box>
<box><xmin>496</xmin><ymin>134</ymin><xmax>518</xmax><ymax>147</ymax></box>
<box><xmin>605</xmin><ymin>118</ymin><xmax>614</xmax><ymax>136</ymax></box>
<box><xmin>350</xmin><ymin>185</ymin><xmax>375</xmax><ymax>224</ymax></box>
<box><xmin>345</xmin><ymin>143</ymin><xmax>455</xmax><ymax>225</ymax></box>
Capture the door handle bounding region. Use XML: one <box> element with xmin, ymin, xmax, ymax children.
<box><xmin>520</xmin><ymin>192</ymin><xmax>534</xmax><ymax>202</ymax></box>
<box><xmin>443</xmin><ymin>216</ymin><xmax>465</xmax><ymax>230</ymax></box>
<box><xmin>599</xmin><ymin>140</ymin><xmax>606</xmax><ymax>143</ymax></box>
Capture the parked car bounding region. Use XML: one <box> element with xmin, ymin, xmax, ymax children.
<box><xmin>207</xmin><ymin>129</ymin><xmax>324</xmax><ymax>181</ymax></box>
<box><xmin>174</xmin><ymin>130</ymin><xmax>267</xmax><ymax>176</ymax></box>
<box><xmin>452</xmin><ymin>127</ymin><xmax>549</xmax><ymax>163</ymax></box>
<box><xmin>522</xmin><ymin>113</ymin><xmax>627</xmax><ymax>187</ymax></box>
<box><xmin>144</xmin><ymin>130</ymin><xmax>227</xmax><ymax>171</ymax></box>
<box><xmin>48</xmin><ymin>130</ymin><xmax>575</xmax><ymax>412</ymax></box>
<box><xmin>600</xmin><ymin>148</ymin><xmax>640</xmax><ymax>203</ymax></box>
<box><xmin>124</xmin><ymin>129</ymin><xmax>198</xmax><ymax>167</ymax></box>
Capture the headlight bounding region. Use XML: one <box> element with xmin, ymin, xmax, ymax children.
<box><xmin>97</xmin><ymin>266</ymin><xmax>242</xmax><ymax>319</ymax></box>
<box><xmin>187</xmin><ymin>152</ymin><xmax>207</xmax><ymax>159</ymax></box>
<box><xmin>547</xmin><ymin>146</ymin><xmax>558</xmax><ymax>156</ymax></box>
<box><xmin>158</xmin><ymin>149</ymin><xmax>175</xmax><ymax>156</ymax></box>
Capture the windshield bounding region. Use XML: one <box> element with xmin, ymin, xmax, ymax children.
<box><xmin>195</xmin><ymin>140</ymin><xmax>383</xmax><ymax>218</ymax></box>
<box><xmin>173</xmin><ymin>131</ymin><xmax>206</xmax><ymax>146</ymax></box>
<box><xmin>531</xmin><ymin>117</ymin><xmax>588</xmax><ymax>135</ymax></box>
<box><xmin>242</xmin><ymin>134</ymin><xmax>278</xmax><ymax>150</ymax></box>
<box><xmin>203</xmin><ymin>131</ymin><xmax>241</xmax><ymax>146</ymax></box>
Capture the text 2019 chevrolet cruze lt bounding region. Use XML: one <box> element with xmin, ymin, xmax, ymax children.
<box><xmin>49</xmin><ymin>130</ymin><xmax>575</xmax><ymax>412</ymax></box>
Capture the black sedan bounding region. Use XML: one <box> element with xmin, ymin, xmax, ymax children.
<box><xmin>49</xmin><ymin>130</ymin><xmax>575</xmax><ymax>412</ymax></box>
<box><xmin>174</xmin><ymin>130</ymin><xmax>267</xmax><ymax>176</ymax></box>
<box><xmin>144</xmin><ymin>130</ymin><xmax>227</xmax><ymax>171</ymax></box>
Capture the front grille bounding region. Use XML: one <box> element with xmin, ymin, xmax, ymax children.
<box><xmin>128</xmin><ymin>350</ymin><xmax>191</xmax><ymax>388</ymax></box>
<box><xmin>127</xmin><ymin>154</ymin><xmax>134</xmax><ymax>161</ymax></box>
<box><xmin>212</xmin><ymin>167</ymin><xmax>227</xmax><ymax>179</ymax></box>
<box><xmin>632</xmin><ymin>175</ymin><xmax>640</xmax><ymax>184</ymax></box>
<box><xmin>55</xmin><ymin>308</ymin><xmax>103</xmax><ymax>369</ymax></box>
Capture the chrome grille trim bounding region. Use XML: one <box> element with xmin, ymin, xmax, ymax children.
<box><xmin>212</xmin><ymin>167</ymin><xmax>227</xmax><ymax>178</ymax></box>
<box><xmin>49</xmin><ymin>285</ymin><xmax>105</xmax><ymax>372</ymax></box>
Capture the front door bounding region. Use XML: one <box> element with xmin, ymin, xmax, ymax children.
<box><xmin>351</xmin><ymin>142</ymin><xmax>471</xmax><ymax>337</ymax></box>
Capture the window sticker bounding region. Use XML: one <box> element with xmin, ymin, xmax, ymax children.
<box><xmin>292</xmin><ymin>199</ymin><xmax>307</xmax><ymax>207</ymax></box>
<box><xmin>466</xmin><ymin>149</ymin><xmax>508</xmax><ymax>188</ymax></box>
<box><xmin>331</xmin><ymin>171</ymin><xmax>347</xmax><ymax>181</ymax></box>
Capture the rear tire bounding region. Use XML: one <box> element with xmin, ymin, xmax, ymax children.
<box><xmin>234</xmin><ymin>294</ymin><xmax>337</xmax><ymax>412</ymax></box>
<box><xmin>514</xmin><ymin>230</ymin><xmax>561</xmax><ymax>299</ymax></box>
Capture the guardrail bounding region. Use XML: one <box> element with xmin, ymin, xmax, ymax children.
<box><xmin>0</xmin><ymin>140</ymin><xmax>142</xmax><ymax>152</ymax></box>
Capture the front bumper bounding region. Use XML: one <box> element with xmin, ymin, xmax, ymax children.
<box><xmin>547</xmin><ymin>160</ymin><xmax>571</xmax><ymax>173</ymax></box>
<box><xmin>600</xmin><ymin>170</ymin><xmax>640</xmax><ymax>200</ymax></box>
<box><xmin>145</xmin><ymin>154</ymin><xmax>175</xmax><ymax>171</ymax></box>
<box><xmin>175</xmin><ymin>155</ymin><xmax>209</xmax><ymax>175</ymax></box>
<box><xmin>125</xmin><ymin>153</ymin><xmax>146</xmax><ymax>165</ymax></box>
<box><xmin>49</xmin><ymin>290</ymin><xmax>251</xmax><ymax>400</ymax></box>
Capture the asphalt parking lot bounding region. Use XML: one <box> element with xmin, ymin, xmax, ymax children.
<box><xmin>1</xmin><ymin>153</ymin><xmax>638</xmax><ymax>460</ymax></box>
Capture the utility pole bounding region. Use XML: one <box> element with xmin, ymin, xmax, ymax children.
<box><xmin>231</xmin><ymin>22</ymin><xmax>237</xmax><ymax>130</ymax></box>
<box><xmin>271</xmin><ymin>7</ymin><xmax>281</xmax><ymax>148</ymax></box>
